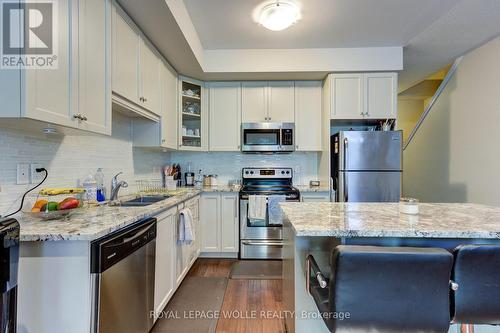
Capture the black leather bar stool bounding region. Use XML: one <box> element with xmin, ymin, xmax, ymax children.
<box><xmin>307</xmin><ymin>245</ymin><xmax>454</xmax><ymax>333</ymax></box>
<box><xmin>451</xmin><ymin>245</ymin><xmax>500</xmax><ymax>333</ymax></box>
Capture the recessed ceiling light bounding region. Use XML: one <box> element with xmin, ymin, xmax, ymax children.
<box><xmin>257</xmin><ymin>1</ymin><xmax>301</xmax><ymax>32</ymax></box>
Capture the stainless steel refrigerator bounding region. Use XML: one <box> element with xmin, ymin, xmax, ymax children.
<box><xmin>331</xmin><ymin>131</ymin><xmax>402</xmax><ymax>202</ymax></box>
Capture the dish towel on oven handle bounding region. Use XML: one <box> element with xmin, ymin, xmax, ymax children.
<box><xmin>248</xmin><ymin>195</ymin><xmax>267</xmax><ymax>221</ymax></box>
<box><xmin>178</xmin><ymin>208</ymin><xmax>194</xmax><ymax>245</ymax></box>
<box><xmin>268</xmin><ymin>195</ymin><xmax>286</xmax><ymax>226</ymax></box>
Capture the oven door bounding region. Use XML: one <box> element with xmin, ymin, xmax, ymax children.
<box><xmin>240</xmin><ymin>198</ymin><xmax>283</xmax><ymax>240</ymax></box>
<box><xmin>241</xmin><ymin>124</ymin><xmax>281</xmax><ymax>152</ymax></box>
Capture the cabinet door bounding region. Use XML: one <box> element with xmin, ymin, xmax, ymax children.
<box><xmin>160</xmin><ymin>62</ymin><xmax>178</xmax><ymax>149</ymax></box>
<box><xmin>364</xmin><ymin>73</ymin><xmax>397</xmax><ymax>119</ymax></box>
<box><xmin>139</xmin><ymin>40</ymin><xmax>161</xmax><ymax>114</ymax></box>
<box><xmin>330</xmin><ymin>74</ymin><xmax>364</xmax><ymax>119</ymax></box>
<box><xmin>77</xmin><ymin>0</ymin><xmax>111</xmax><ymax>135</ymax></box>
<box><xmin>200</xmin><ymin>194</ymin><xmax>220</xmax><ymax>252</ymax></box>
<box><xmin>241</xmin><ymin>82</ymin><xmax>268</xmax><ymax>122</ymax></box>
<box><xmin>221</xmin><ymin>194</ymin><xmax>239</xmax><ymax>253</ymax></box>
<box><xmin>112</xmin><ymin>6</ymin><xmax>139</xmax><ymax>103</ymax></box>
<box><xmin>268</xmin><ymin>81</ymin><xmax>295</xmax><ymax>122</ymax></box>
<box><xmin>295</xmin><ymin>81</ymin><xmax>322</xmax><ymax>151</ymax></box>
<box><xmin>24</xmin><ymin>0</ymin><xmax>74</xmax><ymax>127</ymax></box>
<box><xmin>154</xmin><ymin>207</ymin><xmax>176</xmax><ymax>316</ymax></box>
<box><xmin>209</xmin><ymin>82</ymin><xmax>241</xmax><ymax>151</ymax></box>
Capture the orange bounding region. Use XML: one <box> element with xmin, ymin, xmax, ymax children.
<box><xmin>33</xmin><ymin>199</ymin><xmax>48</xmax><ymax>209</ymax></box>
<box><xmin>31</xmin><ymin>207</ymin><xmax>41</xmax><ymax>212</ymax></box>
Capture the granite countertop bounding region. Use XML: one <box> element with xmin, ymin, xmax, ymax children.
<box><xmin>19</xmin><ymin>189</ymin><xmax>203</xmax><ymax>242</ymax></box>
<box><xmin>19</xmin><ymin>185</ymin><xmax>243</xmax><ymax>242</ymax></box>
<box><xmin>280</xmin><ymin>202</ymin><xmax>500</xmax><ymax>239</ymax></box>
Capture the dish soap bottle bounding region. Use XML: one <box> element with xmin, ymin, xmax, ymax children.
<box><xmin>95</xmin><ymin>168</ymin><xmax>106</xmax><ymax>202</ymax></box>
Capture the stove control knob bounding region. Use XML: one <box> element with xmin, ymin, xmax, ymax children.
<box><xmin>286</xmin><ymin>171</ymin><xmax>290</xmax><ymax>174</ymax></box>
<box><xmin>281</xmin><ymin>171</ymin><xmax>285</xmax><ymax>175</ymax></box>
<box><xmin>245</xmin><ymin>171</ymin><xmax>249</xmax><ymax>175</ymax></box>
<box><xmin>250</xmin><ymin>171</ymin><xmax>254</xmax><ymax>175</ymax></box>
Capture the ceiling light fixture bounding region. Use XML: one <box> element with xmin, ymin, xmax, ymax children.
<box><xmin>257</xmin><ymin>1</ymin><xmax>301</xmax><ymax>31</ymax></box>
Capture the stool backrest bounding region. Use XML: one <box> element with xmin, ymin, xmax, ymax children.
<box><xmin>328</xmin><ymin>245</ymin><xmax>453</xmax><ymax>333</ymax></box>
<box><xmin>452</xmin><ymin>245</ymin><xmax>500</xmax><ymax>325</ymax></box>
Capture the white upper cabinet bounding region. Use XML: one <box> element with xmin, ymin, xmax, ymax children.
<box><xmin>268</xmin><ymin>81</ymin><xmax>295</xmax><ymax>122</ymax></box>
<box><xmin>112</xmin><ymin>6</ymin><xmax>139</xmax><ymax>104</ymax></box>
<box><xmin>241</xmin><ymin>82</ymin><xmax>268</xmax><ymax>122</ymax></box>
<box><xmin>241</xmin><ymin>81</ymin><xmax>295</xmax><ymax>123</ymax></box>
<box><xmin>295</xmin><ymin>81</ymin><xmax>322</xmax><ymax>151</ymax></box>
<box><xmin>161</xmin><ymin>61</ymin><xmax>178</xmax><ymax>149</ymax></box>
<box><xmin>209</xmin><ymin>82</ymin><xmax>241</xmax><ymax>151</ymax></box>
<box><xmin>1</xmin><ymin>0</ymin><xmax>111</xmax><ymax>135</ymax></box>
<box><xmin>329</xmin><ymin>73</ymin><xmax>397</xmax><ymax>120</ymax></box>
<box><xmin>24</xmin><ymin>0</ymin><xmax>73</xmax><ymax>127</ymax></box>
<box><xmin>77</xmin><ymin>0</ymin><xmax>111</xmax><ymax>135</ymax></box>
<box><xmin>330</xmin><ymin>74</ymin><xmax>364</xmax><ymax>119</ymax></box>
<box><xmin>364</xmin><ymin>73</ymin><xmax>397</xmax><ymax>119</ymax></box>
<box><xmin>112</xmin><ymin>4</ymin><xmax>160</xmax><ymax>116</ymax></box>
<box><xmin>139</xmin><ymin>40</ymin><xmax>161</xmax><ymax>113</ymax></box>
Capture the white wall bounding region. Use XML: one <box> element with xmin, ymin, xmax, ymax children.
<box><xmin>168</xmin><ymin>151</ymin><xmax>319</xmax><ymax>186</ymax></box>
<box><xmin>403</xmin><ymin>35</ymin><xmax>500</xmax><ymax>205</ymax></box>
<box><xmin>0</xmin><ymin>113</ymin><xmax>169</xmax><ymax>215</ymax></box>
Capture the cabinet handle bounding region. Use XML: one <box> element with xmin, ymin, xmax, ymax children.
<box><xmin>73</xmin><ymin>114</ymin><xmax>87</xmax><ymax>121</ymax></box>
<box><xmin>162</xmin><ymin>139</ymin><xmax>166</xmax><ymax>143</ymax></box>
<box><xmin>143</xmin><ymin>97</ymin><xmax>147</xmax><ymax>102</ymax></box>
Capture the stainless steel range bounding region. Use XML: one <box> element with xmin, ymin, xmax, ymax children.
<box><xmin>239</xmin><ymin>167</ymin><xmax>300</xmax><ymax>259</ymax></box>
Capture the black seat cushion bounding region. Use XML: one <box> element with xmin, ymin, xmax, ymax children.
<box><xmin>452</xmin><ymin>245</ymin><xmax>500</xmax><ymax>325</ymax></box>
<box><xmin>324</xmin><ymin>245</ymin><xmax>453</xmax><ymax>333</ymax></box>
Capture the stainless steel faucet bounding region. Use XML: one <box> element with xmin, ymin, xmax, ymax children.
<box><xmin>110</xmin><ymin>172</ymin><xmax>128</xmax><ymax>201</ymax></box>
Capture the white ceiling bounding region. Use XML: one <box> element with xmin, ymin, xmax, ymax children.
<box><xmin>118</xmin><ymin>0</ymin><xmax>500</xmax><ymax>86</ymax></box>
<box><xmin>183</xmin><ymin>0</ymin><xmax>458</xmax><ymax>50</ymax></box>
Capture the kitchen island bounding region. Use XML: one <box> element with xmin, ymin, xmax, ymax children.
<box><xmin>280</xmin><ymin>202</ymin><xmax>500</xmax><ymax>333</ymax></box>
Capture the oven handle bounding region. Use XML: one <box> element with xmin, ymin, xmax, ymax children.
<box><xmin>241</xmin><ymin>240</ymin><xmax>283</xmax><ymax>247</ymax></box>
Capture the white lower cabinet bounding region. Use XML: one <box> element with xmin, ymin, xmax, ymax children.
<box><xmin>154</xmin><ymin>207</ymin><xmax>176</xmax><ymax>317</ymax></box>
<box><xmin>153</xmin><ymin>196</ymin><xmax>200</xmax><ymax>320</ymax></box>
<box><xmin>200</xmin><ymin>193</ymin><xmax>239</xmax><ymax>255</ymax></box>
<box><xmin>301</xmin><ymin>192</ymin><xmax>331</xmax><ymax>202</ymax></box>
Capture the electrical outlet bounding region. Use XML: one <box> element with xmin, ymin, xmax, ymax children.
<box><xmin>31</xmin><ymin>164</ymin><xmax>44</xmax><ymax>183</ymax></box>
<box><xmin>17</xmin><ymin>164</ymin><xmax>30</xmax><ymax>185</ymax></box>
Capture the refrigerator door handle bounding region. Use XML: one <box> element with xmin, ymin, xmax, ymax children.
<box><xmin>343</xmin><ymin>172</ymin><xmax>348</xmax><ymax>202</ymax></box>
<box><xmin>343</xmin><ymin>138</ymin><xmax>348</xmax><ymax>202</ymax></box>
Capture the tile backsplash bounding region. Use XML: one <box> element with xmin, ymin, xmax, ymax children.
<box><xmin>168</xmin><ymin>151</ymin><xmax>319</xmax><ymax>186</ymax></box>
<box><xmin>0</xmin><ymin>113</ymin><xmax>169</xmax><ymax>216</ymax></box>
<box><xmin>0</xmin><ymin>114</ymin><xmax>320</xmax><ymax>216</ymax></box>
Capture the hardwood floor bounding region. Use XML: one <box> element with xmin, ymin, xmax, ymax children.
<box><xmin>187</xmin><ymin>258</ymin><xmax>237</xmax><ymax>278</ymax></box>
<box><xmin>216</xmin><ymin>279</ymin><xmax>286</xmax><ymax>333</ymax></box>
<box><xmin>184</xmin><ymin>258</ymin><xmax>286</xmax><ymax>333</ymax></box>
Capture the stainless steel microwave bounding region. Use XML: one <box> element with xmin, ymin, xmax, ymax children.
<box><xmin>241</xmin><ymin>123</ymin><xmax>295</xmax><ymax>153</ymax></box>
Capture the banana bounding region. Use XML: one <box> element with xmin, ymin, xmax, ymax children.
<box><xmin>39</xmin><ymin>188</ymin><xmax>85</xmax><ymax>196</ymax></box>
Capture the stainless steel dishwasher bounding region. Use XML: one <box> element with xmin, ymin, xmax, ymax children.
<box><xmin>90</xmin><ymin>217</ymin><xmax>157</xmax><ymax>333</ymax></box>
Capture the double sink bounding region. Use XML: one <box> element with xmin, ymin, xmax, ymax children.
<box><xmin>118</xmin><ymin>195</ymin><xmax>173</xmax><ymax>207</ymax></box>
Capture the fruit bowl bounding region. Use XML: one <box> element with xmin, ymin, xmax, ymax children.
<box><xmin>24</xmin><ymin>209</ymin><xmax>77</xmax><ymax>221</ymax></box>
<box><xmin>26</xmin><ymin>189</ymin><xmax>85</xmax><ymax>221</ymax></box>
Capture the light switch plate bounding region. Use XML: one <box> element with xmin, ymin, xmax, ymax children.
<box><xmin>17</xmin><ymin>164</ymin><xmax>30</xmax><ymax>185</ymax></box>
<box><xmin>31</xmin><ymin>164</ymin><xmax>44</xmax><ymax>183</ymax></box>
